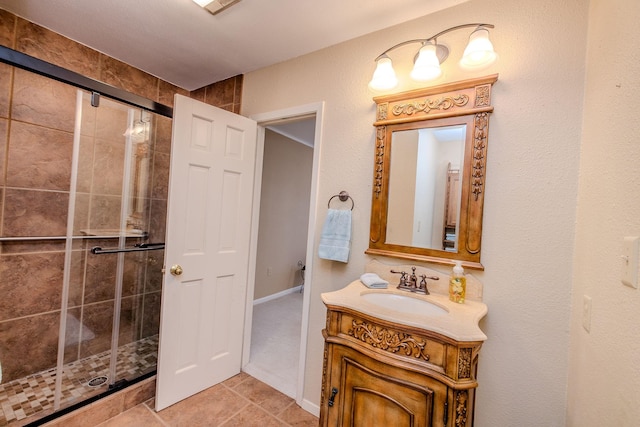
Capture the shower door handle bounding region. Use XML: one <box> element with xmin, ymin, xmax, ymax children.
<box><xmin>170</xmin><ymin>264</ymin><xmax>183</xmax><ymax>276</ymax></box>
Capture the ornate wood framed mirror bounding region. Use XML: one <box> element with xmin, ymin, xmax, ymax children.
<box><xmin>366</xmin><ymin>74</ymin><xmax>498</xmax><ymax>270</ymax></box>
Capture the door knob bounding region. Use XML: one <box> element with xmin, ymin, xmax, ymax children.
<box><xmin>170</xmin><ymin>264</ymin><xmax>183</xmax><ymax>276</ymax></box>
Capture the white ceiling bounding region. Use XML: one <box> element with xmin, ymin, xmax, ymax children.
<box><xmin>267</xmin><ymin>118</ymin><xmax>316</xmax><ymax>147</ymax></box>
<box><xmin>0</xmin><ymin>0</ymin><xmax>468</xmax><ymax>91</ymax></box>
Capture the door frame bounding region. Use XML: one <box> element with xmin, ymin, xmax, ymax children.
<box><xmin>242</xmin><ymin>101</ymin><xmax>324</xmax><ymax>411</ymax></box>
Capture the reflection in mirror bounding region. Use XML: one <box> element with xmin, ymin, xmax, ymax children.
<box><xmin>367</xmin><ymin>74</ymin><xmax>498</xmax><ymax>270</ymax></box>
<box><xmin>127</xmin><ymin>109</ymin><xmax>152</xmax><ymax>231</ymax></box>
<box><xmin>386</xmin><ymin>125</ymin><xmax>465</xmax><ymax>251</ymax></box>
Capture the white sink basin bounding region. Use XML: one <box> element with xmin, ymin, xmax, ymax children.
<box><xmin>361</xmin><ymin>292</ymin><xmax>448</xmax><ymax>316</ymax></box>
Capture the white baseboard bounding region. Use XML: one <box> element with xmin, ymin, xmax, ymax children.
<box><xmin>298</xmin><ymin>397</ymin><xmax>320</xmax><ymax>418</ymax></box>
<box><xmin>242</xmin><ymin>364</ymin><xmax>296</xmax><ymax>399</ymax></box>
<box><xmin>253</xmin><ymin>285</ymin><xmax>302</xmax><ymax>305</ymax></box>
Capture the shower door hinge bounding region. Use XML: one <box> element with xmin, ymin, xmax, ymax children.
<box><xmin>91</xmin><ymin>91</ymin><xmax>100</xmax><ymax>107</ymax></box>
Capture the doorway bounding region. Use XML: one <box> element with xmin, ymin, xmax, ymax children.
<box><xmin>243</xmin><ymin>103</ymin><xmax>324</xmax><ymax>408</ymax></box>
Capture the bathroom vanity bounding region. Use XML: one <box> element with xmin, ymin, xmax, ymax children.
<box><xmin>320</xmin><ymin>269</ymin><xmax>487</xmax><ymax>427</ymax></box>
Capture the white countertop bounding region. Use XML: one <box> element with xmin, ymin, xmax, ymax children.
<box><xmin>322</xmin><ymin>280</ymin><xmax>488</xmax><ymax>342</ymax></box>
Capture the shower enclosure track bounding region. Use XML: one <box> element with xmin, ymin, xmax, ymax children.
<box><xmin>0</xmin><ymin>45</ymin><xmax>173</xmax><ymax>118</ymax></box>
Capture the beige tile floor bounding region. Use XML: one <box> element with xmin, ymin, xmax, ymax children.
<box><xmin>95</xmin><ymin>373</ymin><xmax>319</xmax><ymax>427</ymax></box>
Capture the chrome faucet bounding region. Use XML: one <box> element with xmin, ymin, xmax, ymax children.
<box><xmin>391</xmin><ymin>267</ymin><xmax>439</xmax><ymax>295</ymax></box>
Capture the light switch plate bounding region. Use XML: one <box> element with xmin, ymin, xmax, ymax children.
<box><xmin>621</xmin><ymin>236</ymin><xmax>639</xmax><ymax>288</ymax></box>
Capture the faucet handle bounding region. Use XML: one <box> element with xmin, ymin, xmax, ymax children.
<box><xmin>418</xmin><ymin>274</ymin><xmax>429</xmax><ymax>294</ymax></box>
<box><xmin>418</xmin><ymin>274</ymin><xmax>440</xmax><ymax>295</ymax></box>
<box><xmin>390</xmin><ymin>269</ymin><xmax>408</xmax><ymax>287</ymax></box>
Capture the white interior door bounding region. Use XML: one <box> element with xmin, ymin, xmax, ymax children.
<box><xmin>155</xmin><ymin>94</ymin><xmax>257</xmax><ymax>410</ymax></box>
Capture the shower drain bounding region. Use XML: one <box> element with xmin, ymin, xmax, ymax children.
<box><xmin>87</xmin><ymin>376</ymin><xmax>108</xmax><ymax>387</ymax></box>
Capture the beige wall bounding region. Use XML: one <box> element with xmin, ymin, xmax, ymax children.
<box><xmin>567</xmin><ymin>0</ymin><xmax>640</xmax><ymax>425</ymax></box>
<box><xmin>242</xmin><ymin>0</ymin><xmax>591</xmax><ymax>424</ymax></box>
<box><xmin>254</xmin><ymin>130</ymin><xmax>312</xmax><ymax>300</ymax></box>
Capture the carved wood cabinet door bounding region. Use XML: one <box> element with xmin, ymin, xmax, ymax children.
<box><xmin>322</xmin><ymin>343</ymin><xmax>447</xmax><ymax>426</ymax></box>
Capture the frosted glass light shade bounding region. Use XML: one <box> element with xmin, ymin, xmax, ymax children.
<box><xmin>410</xmin><ymin>43</ymin><xmax>442</xmax><ymax>82</ymax></box>
<box><xmin>459</xmin><ymin>27</ymin><xmax>497</xmax><ymax>70</ymax></box>
<box><xmin>369</xmin><ymin>56</ymin><xmax>398</xmax><ymax>91</ymax></box>
<box><xmin>192</xmin><ymin>0</ymin><xmax>213</xmax><ymax>6</ymax></box>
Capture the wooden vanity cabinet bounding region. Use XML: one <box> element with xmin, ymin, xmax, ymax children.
<box><xmin>320</xmin><ymin>306</ymin><xmax>483</xmax><ymax>427</ymax></box>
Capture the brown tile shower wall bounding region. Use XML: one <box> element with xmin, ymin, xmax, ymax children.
<box><xmin>0</xmin><ymin>9</ymin><xmax>243</xmax><ymax>383</ymax></box>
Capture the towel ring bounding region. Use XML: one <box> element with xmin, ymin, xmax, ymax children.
<box><xmin>328</xmin><ymin>190</ymin><xmax>354</xmax><ymax>210</ymax></box>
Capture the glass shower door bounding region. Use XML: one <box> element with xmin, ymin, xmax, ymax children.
<box><xmin>0</xmin><ymin>62</ymin><xmax>168</xmax><ymax>425</ymax></box>
<box><xmin>58</xmin><ymin>91</ymin><xmax>166</xmax><ymax>405</ymax></box>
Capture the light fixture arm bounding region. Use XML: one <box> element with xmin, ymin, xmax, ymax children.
<box><xmin>374</xmin><ymin>23</ymin><xmax>495</xmax><ymax>61</ymax></box>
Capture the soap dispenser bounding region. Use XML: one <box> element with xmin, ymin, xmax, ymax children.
<box><xmin>449</xmin><ymin>261</ymin><xmax>466</xmax><ymax>303</ymax></box>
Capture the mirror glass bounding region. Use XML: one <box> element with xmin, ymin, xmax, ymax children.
<box><xmin>386</xmin><ymin>124</ymin><xmax>465</xmax><ymax>251</ymax></box>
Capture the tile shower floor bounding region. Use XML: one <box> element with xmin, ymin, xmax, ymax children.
<box><xmin>0</xmin><ymin>335</ymin><xmax>158</xmax><ymax>426</ymax></box>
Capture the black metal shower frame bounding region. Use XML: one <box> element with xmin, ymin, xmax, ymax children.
<box><xmin>0</xmin><ymin>45</ymin><xmax>174</xmax><ymax>118</ymax></box>
<box><xmin>0</xmin><ymin>44</ymin><xmax>172</xmax><ymax>427</ymax></box>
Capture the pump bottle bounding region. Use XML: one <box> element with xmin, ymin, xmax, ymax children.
<box><xmin>449</xmin><ymin>261</ymin><xmax>466</xmax><ymax>303</ymax></box>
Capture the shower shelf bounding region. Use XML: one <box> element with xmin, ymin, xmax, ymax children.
<box><xmin>79</xmin><ymin>229</ymin><xmax>148</xmax><ymax>238</ymax></box>
<box><xmin>0</xmin><ymin>231</ymin><xmax>149</xmax><ymax>242</ymax></box>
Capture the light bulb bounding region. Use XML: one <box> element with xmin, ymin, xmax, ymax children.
<box><xmin>460</xmin><ymin>27</ymin><xmax>497</xmax><ymax>70</ymax></box>
<box><xmin>410</xmin><ymin>43</ymin><xmax>442</xmax><ymax>82</ymax></box>
<box><xmin>368</xmin><ymin>56</ymin><xmax>398</xmax><ymax>91</ymax></box>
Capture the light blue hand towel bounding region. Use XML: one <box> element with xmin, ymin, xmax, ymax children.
<box><xmin>318</xmin><ymin>209</ymin><xmax>352</xmax><ymax>263</ymax></box>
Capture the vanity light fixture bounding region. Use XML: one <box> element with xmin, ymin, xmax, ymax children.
<box><xmin>368</xmin><ymin>23</ymin><xmax>497</xmax><ymax>91</ymax></box>
<box><xmin>192</xmin><ymin>0</ymin><xmax>241</xmax><ymax>15</ymax></box>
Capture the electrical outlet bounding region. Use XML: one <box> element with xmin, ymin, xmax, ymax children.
<box><xmin>267</xmin><ymin>267</ymin><xmax>272</xmax><ymax>276</ymax></box>
<box><xmin>582</xmin><ymin>295</ymin><xmax>592</xmax><ymax>333</ymax></box>
<box><xmin>622</xmin><ymin>236</ymin><xmax>640</xmax><ymax>288</ymax></box>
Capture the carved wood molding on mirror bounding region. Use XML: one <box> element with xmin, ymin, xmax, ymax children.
<box><xmin>367</xmin><ymin>74</ymin><xmax>498</xmax><ymax>270</ymax></box>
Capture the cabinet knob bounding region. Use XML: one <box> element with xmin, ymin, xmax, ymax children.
<box><xmin>328</xmin><ymin>387</ymin><xmax>338</xmax><ymax>407</ymax></box>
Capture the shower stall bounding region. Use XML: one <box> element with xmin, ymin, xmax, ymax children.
<box><xmin>0</xmin><ymin>49</ymin><xmax>171</xmax><ymax>425</ymax></box>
